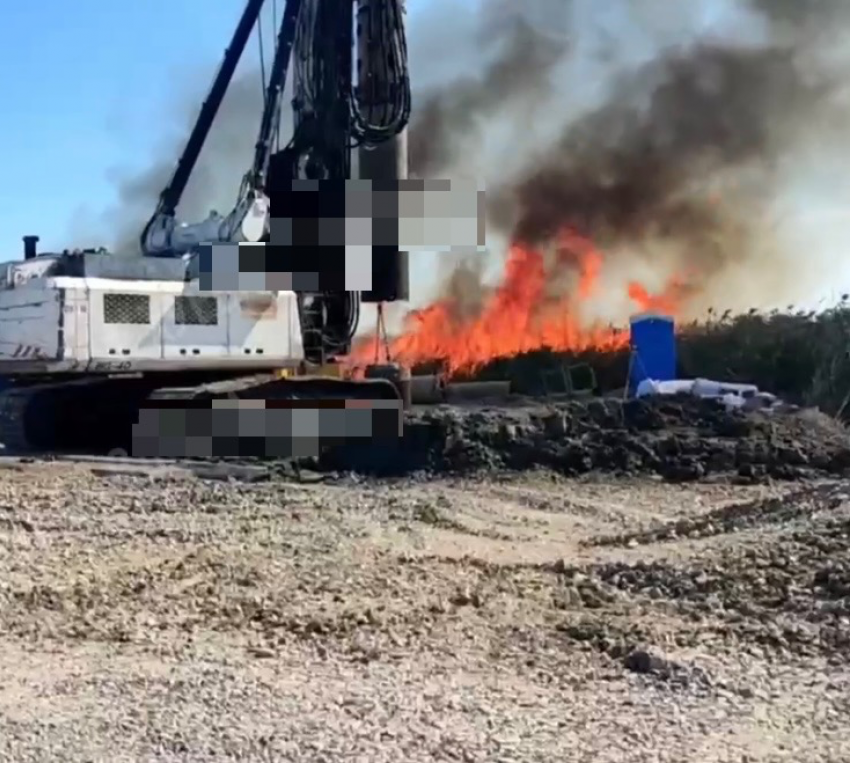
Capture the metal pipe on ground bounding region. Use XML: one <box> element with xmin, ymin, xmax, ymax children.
<box><xmin>443</xmin><ymin>380</ymin><xmax>512</xmax><ymax>403</ymax></box>
<box><xmin>364</xmin><ymin>364</ymin><xmax>413</xmax><ymax>409</ymax></box>
<box><xmin>410</xmin><ymin>374</ymin><xmax>446</xmax><ymax>404</ymax></box>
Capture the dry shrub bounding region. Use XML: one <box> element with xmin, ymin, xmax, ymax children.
<box><xmin>416</xmin><ymin>300</ymin><xmax>850</xmax><ymax>417</ymax></box>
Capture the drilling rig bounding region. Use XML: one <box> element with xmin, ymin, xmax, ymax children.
<box><xmin>0</xmin><ymin>0</ymin><xmax>410</xmax><ymax>454</ymax></box>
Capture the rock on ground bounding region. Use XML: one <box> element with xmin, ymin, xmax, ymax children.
<box><xmin>0</xmin><ymin>462</ymin><xmax>849</xmax><ymax>761</ymax></box>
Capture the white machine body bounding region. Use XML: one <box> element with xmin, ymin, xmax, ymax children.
<box><xmin>0</xmin><ymin>253</ymin><xmax>305</xmax><ymax>375</ymax></box>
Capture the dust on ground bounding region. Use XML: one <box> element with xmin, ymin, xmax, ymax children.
<box><xmin>0</xmin><ymin>460</ymin><xmax>848</xmax><ymax>762</ymax></box>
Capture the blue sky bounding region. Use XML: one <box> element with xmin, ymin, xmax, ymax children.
<box><xmin>0</xmin><ymin>1</ymin><xmax>262</xmax><ymax>256</ymax></box>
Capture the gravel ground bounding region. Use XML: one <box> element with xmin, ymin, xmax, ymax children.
<box><xmin>0</xmin><ymin>460</ymin><xmax>849</xmax><ymax>761</ymax></box>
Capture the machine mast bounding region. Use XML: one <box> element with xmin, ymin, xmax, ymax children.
<box><xmin>140</xmin><ymin>0</ymin><xmax>269</xmax><ymax>256</ymax></box>
<box><xmin>139</xmin><ymin>0</ymin><xmax>412</xmax><ymax>336</ymax></box>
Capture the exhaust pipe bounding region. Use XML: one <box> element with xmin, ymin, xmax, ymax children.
<box><xmin>22</xmin><ymin>235</ymin><xmax>39</xmax><ymax>261</ymax></box>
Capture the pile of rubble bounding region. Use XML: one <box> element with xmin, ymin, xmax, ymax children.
<box><xmin>324</xmin><ymin>394</ymin><xmax>850</xmax><ymax>480</ymax></box>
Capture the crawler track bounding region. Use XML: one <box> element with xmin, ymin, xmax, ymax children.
<box><xmin>0</xmin><ymin>373</ymin><xmax>401</xmax><ymax>456</ymax></box>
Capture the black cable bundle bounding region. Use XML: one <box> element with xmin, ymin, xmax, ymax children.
<box><xmin>292</xmin><ymin>0</ymin><xmax>410</xmax><ymax>153</ymax></box>
<box><xmin>286</xmin><ymin>0</ymin><xmax>410</xmax><ymax>349</ymax></box>
<box><xmin>349</xmin><ymin>0</ymin><xmax>411</xmax><ymax>146</ymax></box>
<box><xmin>289</xmin><ymin>0</ymin><xmax>360</xmax><ymax>348</ymax></box>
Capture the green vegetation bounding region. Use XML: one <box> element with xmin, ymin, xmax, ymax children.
<box><xmin>418</xmin><ymin>301</ymin><xmax>850</xmax><ymax>417</ymax></box>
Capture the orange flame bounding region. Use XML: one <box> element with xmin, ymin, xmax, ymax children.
<box><xmin>627</xmin><ymin>277</ymin><xmax>690</xmax><ymax>315</ymax></box>
<box><xmin>351</xmin><ymin>229</ymin><xmax>690</xmax><ymax>376</ymax></box>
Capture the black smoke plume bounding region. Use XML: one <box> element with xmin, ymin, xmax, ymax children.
<box><xmin>409</xmin><ymin>9</ymin><xmax>569</xmax><ymax>178</ymax></box>
<box><xmin>409</xmin><ymin>0</ymin><xmax>850</xmax><ymax>311</ymax></box>
<box><xmin>494</xmin><ymin>44</ymin><xmax>835</xmax><ymax>258</ymax></box>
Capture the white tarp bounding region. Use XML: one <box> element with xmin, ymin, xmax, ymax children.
<box><xmin>635</xmin><ymin>377</ymin><xmax>779</xmax><ymax>411</ymax></box>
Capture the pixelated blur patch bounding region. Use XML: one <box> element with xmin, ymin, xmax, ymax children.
<box><xmin>395</xmin><ymin>178</ymin><xmax>486</xmax><ymax>253</ymax></box>
<box><xmin>130</xmin><ymin>398</ymin><xmax>402</xmax><ymax>459</ymax></box>
<box><xmin>190</xmin><ymin>179</ymin><xmax>483</xmax><ymax>293</ymax></box>
<box><xmin>193</xmin><ymin>241</ymin><xmax>370</xmax><ymax>293</ymax></box>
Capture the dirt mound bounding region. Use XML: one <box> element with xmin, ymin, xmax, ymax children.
<box><xmin>567</xmin><ymin>482</ymin><xmax>850</xmax><ymax>658</ymax></box>
<box><xmin>322</xmin><ymin>395</ymin><xmax>850</xmax><ymax>479</ymax></box>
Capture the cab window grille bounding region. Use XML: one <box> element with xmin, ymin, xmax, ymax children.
<box><xmin>103</xmin><ymin>293</ymin><xmax>150</xmax><ymax>325</ymax></box>
<box><xmin>175</xmin><ymin>296</ymin><xmax>218</xmax><ymax>326</ymax></box>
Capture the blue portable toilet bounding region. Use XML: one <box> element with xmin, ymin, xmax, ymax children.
<box><xmin>628</xmin><ymin>312</ymin><xmax>676</xmax><ymax>395</ymax></box>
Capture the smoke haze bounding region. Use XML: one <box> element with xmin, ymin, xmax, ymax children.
<box><xmin>103</xmin><ymin>0</ymin><xmax>850</xmax><ymax>323</ymax></box>
<box><xmin>407</xmin><ymin>0</ymin><xmax>850</xmax><ymax>318</ymax></box>
<box><xmin>107</xmin><ymin>68</ymin><xmax>280</xmax><ymax>254</ymax></box>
